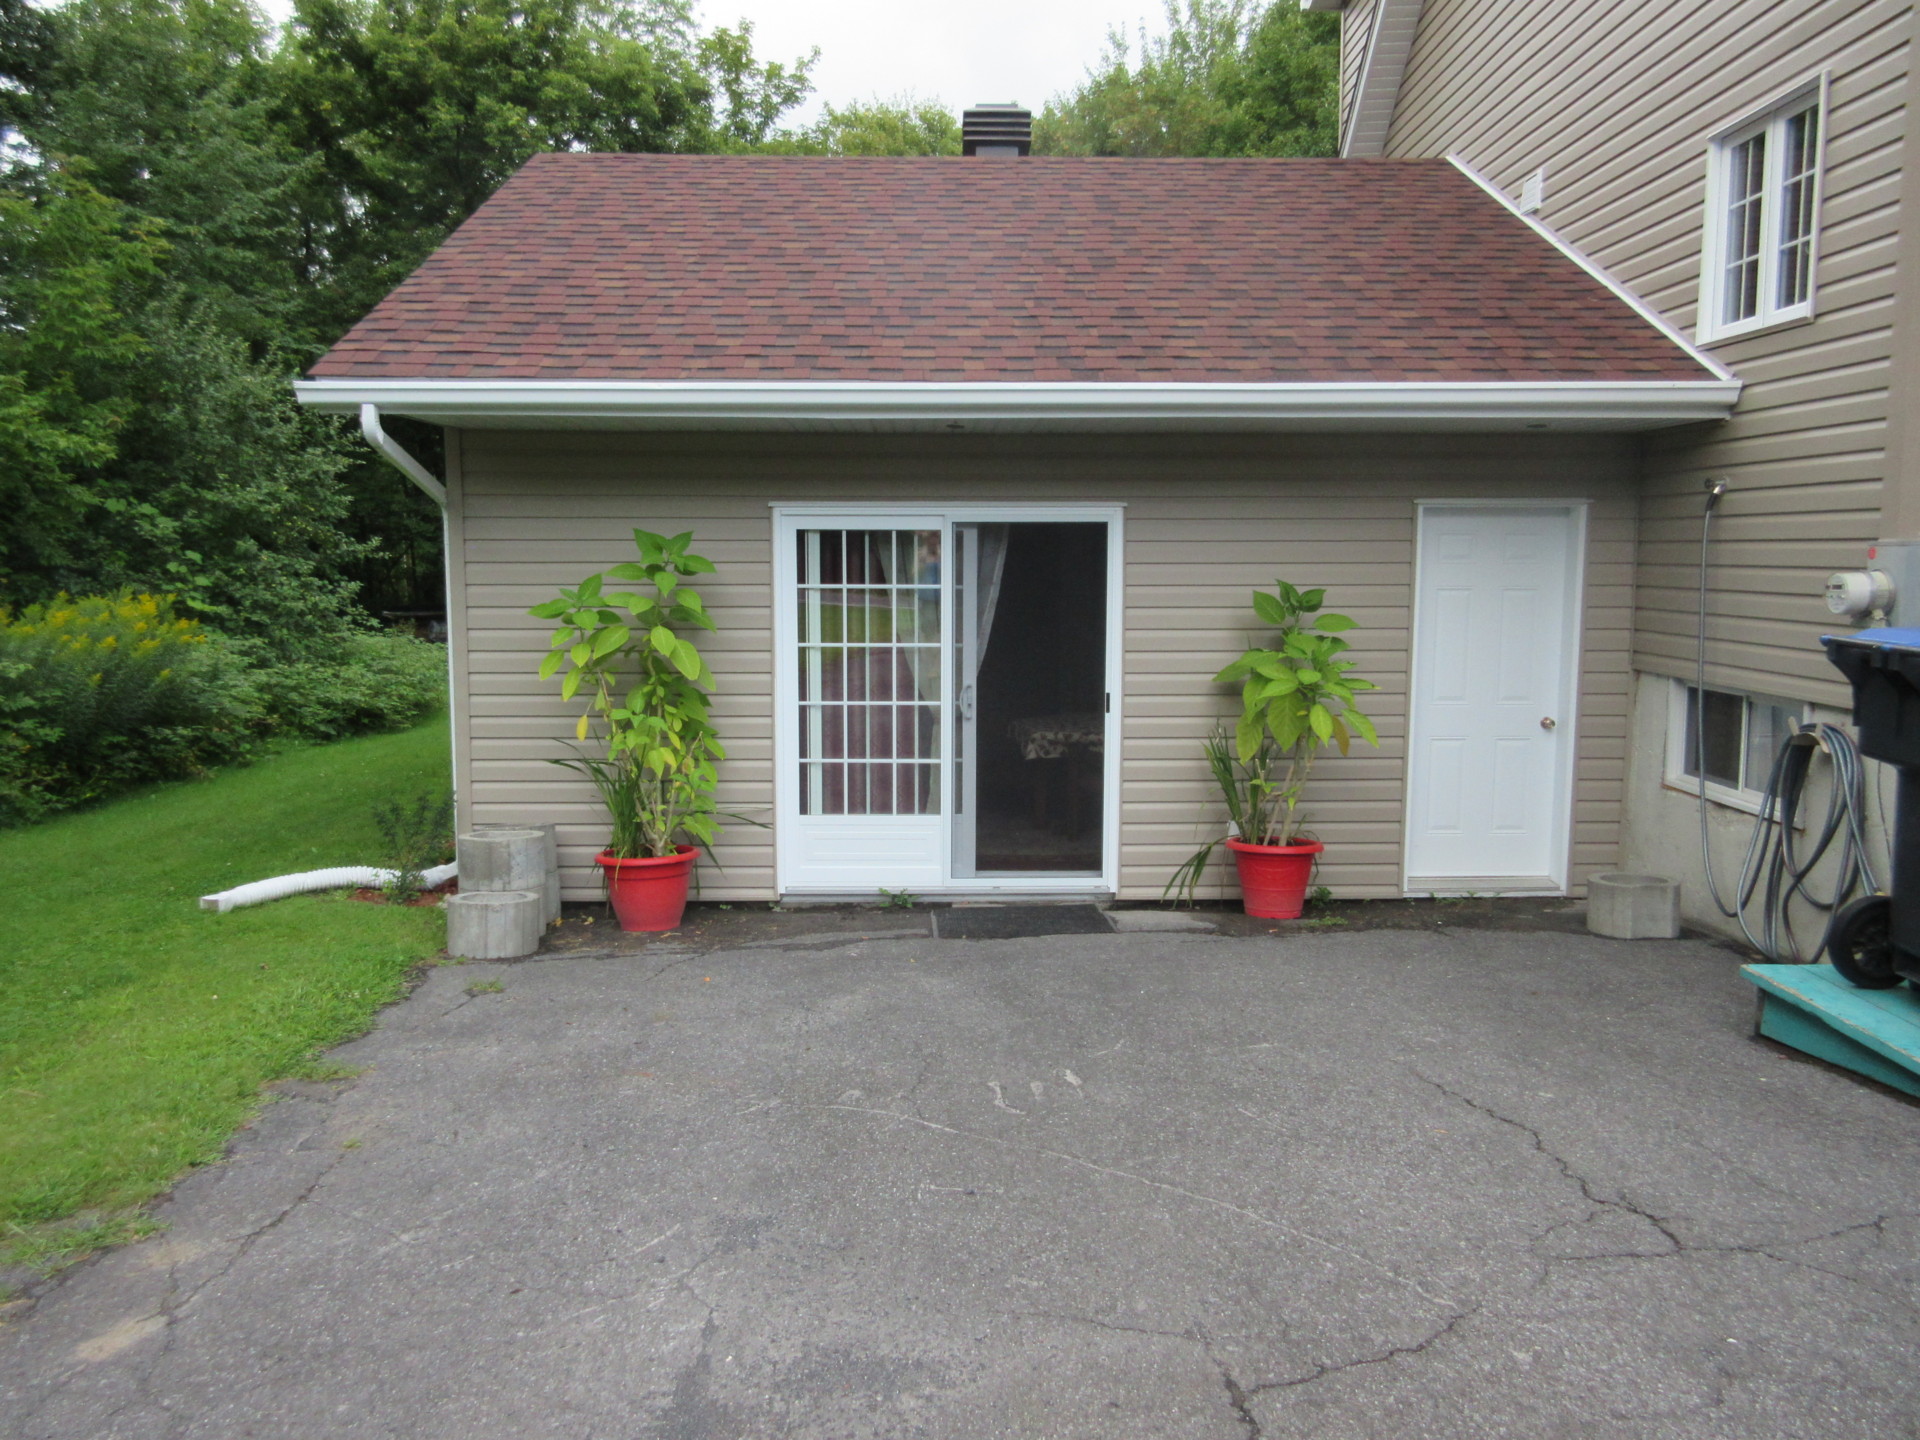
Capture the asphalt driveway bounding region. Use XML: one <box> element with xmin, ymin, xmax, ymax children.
<box><xmin>3</xmin><ymin>922</ymin><xmax>1917</xmax><ymax>1438</ymax></box>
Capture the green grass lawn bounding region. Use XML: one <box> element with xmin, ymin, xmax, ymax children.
<box><xmin>0</xmin><ymin>720</ymin><xmax>452</xmax><ymax>1272</ymax></box>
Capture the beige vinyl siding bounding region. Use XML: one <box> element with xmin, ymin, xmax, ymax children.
<box><xmin>1380</xmin><ymin>0</ymin><xmax>1909</xmax><ymax>707</ymax></box>
<box><xmin>451</xmin><ymin>429</ymin><xmax>1635</xmax><ymax>903</ymax></box>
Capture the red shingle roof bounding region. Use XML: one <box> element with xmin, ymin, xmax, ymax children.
<box><xmin>308</xmin><ymin>155</ymin><xmax>1713</xmax><ymax>384</ymax></box>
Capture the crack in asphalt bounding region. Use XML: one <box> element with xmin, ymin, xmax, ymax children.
<box><xmin>1209</xmin><ymin>1308</ymin><xmax>1475</xmax><ymax>1434</ymax></box>
<box><xmin>1416</xmin><ymin>1073</ymin><xmax>1920</xmax><ymax>1311</ymax></box>
<box><xmin>1416</xmin><ymin>1073</ymin><xmax>1685</xmax><ymax>1251</ymax></box>
<box><xmin>819</xmin><ymin>1104</ymin><xmax>1456</xmax><ymax>1307</ymax></box>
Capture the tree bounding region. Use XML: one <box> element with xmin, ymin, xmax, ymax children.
<box><xmin>765</xmin><ymin>96</ymin><xmax>960</xmax><ymax>157</ymax></box>
<box><xmin>0</xmin><ymin>0</ymin><xmax>56</xmax><ymax>137</ymax></box>
<box><xmin>273</xmin><ymin>0</ymin><xmax>813</xmax><ymax>341</ymax></box>
<box><xmin>1035</xmin><ymin>0</ymin><xmax>1337</xmax><ymax>158</ymax></box>
<box><xmin>0</xmin><ymin>171</ymin><xmax>163</xmax><ymax>598</ymax></box>
<box><xmin>21</xmin><ymin>0</ymin><xmax>311</xmax><ymax>351</ymax></box>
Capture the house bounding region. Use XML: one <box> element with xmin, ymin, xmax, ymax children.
<box><xmin>1307</xmin><ymin>0</ymin><xmax>1916</xmax><ymax>935</ymax></box>
<box><xmin>295</xmin><ymin>117</ymin><xmax>1743</xmax><ymax>905</ymax></box>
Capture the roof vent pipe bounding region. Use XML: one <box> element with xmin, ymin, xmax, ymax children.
<box><xmin>961</xmin><ymin>104</ymin><xmax>1031</xmax><ymax>156</ymax></box>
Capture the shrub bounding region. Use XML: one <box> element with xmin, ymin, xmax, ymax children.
<box><xmin>253</xmin><ymin>632</ymin><xmax>446</xmax><ymax>742</ymax></box>
<box><xmin>0</xmin><ymin>592</ymin><xmax>259</xmax><ymax>824</ymax></box>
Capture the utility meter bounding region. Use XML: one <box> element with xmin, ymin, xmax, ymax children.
<box><xmin>1825</xmin><ymin>569</ymin><xmax>1895</xmax><ymax>620</ymax></box>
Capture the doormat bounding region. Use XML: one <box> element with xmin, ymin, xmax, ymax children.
<box><xmin>932</xmin><ymin>905</ymin><xmax>1115</xmax><ymax>940</ymax></box>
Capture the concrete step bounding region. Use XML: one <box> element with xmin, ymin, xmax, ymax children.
<box><xmin>1743</xmin><ymin>963</ymin><xmax>1920</xmax><ymax>1098</ymax></box>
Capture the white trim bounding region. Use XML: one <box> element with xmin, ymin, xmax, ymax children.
<box><xmin>770</xmin><ymin>503</ymin><xmax>1124</xmax><ymax>898</ymax></box>
<box><xmin>298</xmin><ymin>377</ymin><xmax>1739</xmax><ymax>430</ymax></box>
<box><xmin>1662</xmin><ymin>677</ymin><xmax>1811</xmax><ymax>816</ymax></box>
<box><xmin>1402</xmin><ymin>501</ymin><xmax>1588</xmax><ymax>897</ymax></box>
<box><xmin>1341</xmin><ymin>0</ymin><xmax>1425</xmax><ymax>159</ymax></box>
<box><xmin>1447</xmin><ymin>155</ymin><xmax>1740</xmax><ymax>386</ymax></box>
<box><xmin>1695</xmin><ymin>75</ymin><xmax>1829</xmax><ymax>347</ymax></box>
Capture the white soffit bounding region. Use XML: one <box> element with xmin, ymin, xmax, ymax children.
<box><xmin>1342</xmin><ymin>0</ymin><xmax>1425</xmax><ymax>159</ymax></box>
<box><xmin>295</xmin><ymin>378</ymin><xmax>1739</xmax><ymax>432</ymax></box>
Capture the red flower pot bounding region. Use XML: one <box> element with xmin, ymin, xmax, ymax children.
<box><xmin>1225</xmin><ymin>837</ymin><xmax>1324</xmax><ymax>919</ymax></box>
<box><xmin>595</xmin><ymin>845</ymin><xmax>697</xmax><ymax>932</ymax></box>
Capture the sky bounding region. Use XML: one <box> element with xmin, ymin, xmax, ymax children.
<box><xmin>692</xmin><ymin>1</ymin><xmax>1160</xmax><ymax>122</ymax></box>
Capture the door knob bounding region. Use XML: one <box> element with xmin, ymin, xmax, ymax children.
<box><xmin>1540</xmin><ymin>717</ymin><xmax>1557</xmax><ymax>730</ymax></box>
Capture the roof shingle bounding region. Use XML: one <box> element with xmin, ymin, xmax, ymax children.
<box><xmin>308</xmin><ymin>155</ymin><xmax>1714</xmax><ymax>384</ymax></box>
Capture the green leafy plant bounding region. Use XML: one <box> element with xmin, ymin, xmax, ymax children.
<box><xmin>371</xmin><ymin>789</ymin><xmax>453</xmax><ymax>904</ymax></box>
<box><xmin>1168</xmin><ymin>579</ymin><xmax>1378</xmax><ymax>903</ymax></box>
<box><xmin>531</xmin><ymin>529</ymin><xmax>730</xmax><ymax>860</ymax></box>
<box><xmin>877</xmin><ymin>888</ymin><xmax>917</xmax><ymax>910</ymax></box>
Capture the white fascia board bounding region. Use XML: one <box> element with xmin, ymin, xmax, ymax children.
<box><xmin>1448</xmin><ymin>154</ymin><xmax>1741</xmax><ymax>386</ymax></box>
<box><xmin>1341</xmin><ymin>0</ymin><xmax>1424</xmax><ymax>159</ymax></box>
<box><xmin>295</xmin><ymin>377</ymin><xmax>1738</xmax><ymax>429</ymax></box>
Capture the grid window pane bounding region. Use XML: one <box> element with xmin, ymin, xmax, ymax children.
<box><xmin>796</xmin><ymin>529</ymin><xmax>942</xmax><ymax>816</ymax></box>
<box><xmin>1722</xmin><ymin>132</ymin><xmax>1766</xmax><ymax>324</ymax></box>
<box><xmin>1745</xmin><ymin>697</ymin><xmax>1802</xmax><ymax>792</ymax></box>
<box><xmin>1777</xmin><ymin>105</ymin><xmax>1819</xmax><ymax>309</ymax></box>
<box><xmin>1683</xmin><ymin>686</ymin><xmax>1744</xmax><ymax>790</ymax></box>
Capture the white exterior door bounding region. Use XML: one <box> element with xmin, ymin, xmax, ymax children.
<box><xmin>774</xmin><ymin>506</ymin><xmax>1123</xmax><ymax>896</ymax></box>
<box><xmin>1404</xmin><ymin>504</ymin><xmax>1583</xmax><ymax>892</ymax></box>
<box><xmin>775</xmin><ymin>521</ymin><xmax>949</xmax><ymax>891</ymax></box>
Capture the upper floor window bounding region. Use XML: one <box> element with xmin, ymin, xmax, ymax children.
<box><xmin>1698</xmin><ymin>85</ymin><xmax>1824</xmax><ymax>344</ymax></box>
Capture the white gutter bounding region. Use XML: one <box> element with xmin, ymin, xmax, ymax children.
<box><xmin>360</xmin><ymin>402</ymin><xmax>446</xmax><ymax>505</ymax></box>
<box><xmin>299</xmin><ymin>378</ymin><xmax>1738</xmax><ymax>429</ymax></box>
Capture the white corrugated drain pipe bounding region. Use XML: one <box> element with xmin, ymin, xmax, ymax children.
<box><xmin>200</xmin><ymin>862</ymin><xmax>458</xmax><ymax>913</ymax></box>
<box><xmin>199</xmin><ymin>407</ymin><xmax>458</xmax><ymax>914</ymax></box>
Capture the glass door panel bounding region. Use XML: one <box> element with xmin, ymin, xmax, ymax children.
<box><xmin>796</xmin><ymin>529</ymin><xmax>942</xmax><ymax>815</ymax></box>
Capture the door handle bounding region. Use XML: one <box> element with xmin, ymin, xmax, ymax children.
<box><xmin>1540</xmin><ymin>717</ymin><xmax>1557</xmax><ymax>731</ymax></box>
<box><xmin>961</xmin><ymin>685</ymin><xmax>976</xmax><ymax>722</ymax></box>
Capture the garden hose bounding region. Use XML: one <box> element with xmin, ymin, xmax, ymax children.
<box><xmin>1694</xmin><ymin>480</ymin><xmax>1879</xmax><ymax>960</ymax></box>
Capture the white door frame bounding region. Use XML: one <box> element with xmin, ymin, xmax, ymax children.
<box><xmin>772</xmin><ymin>503</ymin><xmax>1124</xmax><ymax>897</ymax></box>
<box><xmin>1402</xmin><ymin>500</ymin><xmax>1587</xmax><ymax>895</ymax></box>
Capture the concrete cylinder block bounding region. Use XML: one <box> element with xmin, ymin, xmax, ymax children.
<box><xmin>472</xmin><ymin>822</ymin><xmax>561</xmax><ymax>922</ymax></box>
<box><xmin>446</xmin><ymin>890</ymin><xmax>543</xmax><ymax>959</ymax></box>
<box><xmin>458</xmin><ymin>829</ymin><xmax>547</xmax><ymax>898</ymax></box>
<box><xmin>1586</xmin><ymin>873</ymin><xmax>1682</xmax><ymax>941</ymax></box>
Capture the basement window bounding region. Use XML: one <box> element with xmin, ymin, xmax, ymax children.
<box><xmin>1666</xmin><ymin>681</ymin><xmax>1806</xmax><ymax>813</ymax></box>
<box><xmin>1697</xmin><ymin>82</ymin><xmax>1825</xmax><ymax>343</ymax></box>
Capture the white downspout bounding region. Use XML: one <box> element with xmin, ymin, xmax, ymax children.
<box><xmin>358</xmin><ymin>403</ymin><xmax>462</xmax><ymax>836</ymax></box>
<box><xmin>360</xmin><ymin>402</ymin><xmax>446</xmax><ymax>505</ymax></box>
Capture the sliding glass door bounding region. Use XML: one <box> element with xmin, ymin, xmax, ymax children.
<box><xmin>775</xmin><ymin>508</ymin><xmax>1118</xmax><ymax>894</ymax></box>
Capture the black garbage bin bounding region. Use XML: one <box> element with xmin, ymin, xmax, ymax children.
<box><xmin>1822</xmin><ymin>628</ymin><xmax>1920</xmax><ymax>987</ymax></box>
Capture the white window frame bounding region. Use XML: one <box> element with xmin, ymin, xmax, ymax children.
<box><xmin>1696</xmin><ymin>77</ymin><xmax>1828</xmax><ymax>345</ymax></box>
<box><xmin>1663</xmin><ymin>679</ymin><xmax>1809</xmax><ymax>817</ymax></box>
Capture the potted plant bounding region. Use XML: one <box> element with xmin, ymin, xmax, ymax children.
<box><xmin>531</xmin><ymin>529</ymin><xmax>728</xmax><ymax>932</ymax></box>
<box><xmin>1169</xmin><ymin>580</ymin><xmax>1379</xmax><ymax>918</ymax></box>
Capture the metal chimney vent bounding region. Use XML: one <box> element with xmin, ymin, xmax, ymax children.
<box><xmin>961</xmin><ymin>104</ymin><xmax>1032</xmax><ymax>157</ymax></box>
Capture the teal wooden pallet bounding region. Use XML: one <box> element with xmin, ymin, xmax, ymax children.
<box><xmin>1743</xmin><ymin>963</ymin><xmax>1920</xmax><ymax>1099</ymax></box>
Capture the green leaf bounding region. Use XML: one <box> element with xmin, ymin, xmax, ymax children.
<box><xmin>1330</xmin><ymin>715</ymin><xmax>1351</xmax><ymax>756</ymax></box>
<box><xmin>657</xmin><ymin>571</ymin><xmax>678</xmax><ymax>595</ymax></box>
<box><xmin>1299</xmin><ymin>588</ymin><xmax>1325</xmax><ymax>612</ymax></box>
<box><xmin>590</xmin><ymin>625</ymin><xmax>629</xmax><ymax>657</ymax></box>
<box><xmin>1315</xmin><ymin>612</ymin><xmax>1356</xmax><ymax>632</ymax></box>
<box><xmin>528</xmin><ymin>599</ymin><xmax>568</xmax><ymax>619</ymax></box>
<box><xmin>673</xmin><ymin>644</ymin><xmax>702</xmax><ymax>680</ymax></box>
<box><xmin>569</xmin><ymin>642</ymin><xmax>591</xmax><ymax>666</ymax></box>
<box><xmin>1252</xmin><ymin>590</ymin><xmax>1288</xmax><ymax>626</ymax></box>
<box><xmin>538</xmin><ymin>652</ymin><xmax>564</xmax><ymax>680</ymax></box>
<box><xmin>561</xmin><ymin>669</ymin><xmax>582</xmax><ymax>701</ymax></box>
<box><xmin>1234</xmin><ymin>715</ymin><xmax>1264</xmax><ymax>765</ymax></box>
<box><xmin>1346</xmin><ymin>709</ymin><xmax>1380</xmax><ymax>747</ymax></box>
<box><xmin>1308</xmin><ymin>703</ymin><xmax>1334</xmax><ymax>741</ymax></box>
<box><xmin>650</xmin><ymin>625</ymin><xmax>677</xmax><ymax>653</ymax></box>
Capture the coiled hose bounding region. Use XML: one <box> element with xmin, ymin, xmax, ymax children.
<box><xmin>1700</xmin><ymin>722</ymin><xmax>1880</xmax><ymax>961</ymax></box>
<box><xmin>1694</xmin><ymin>480</ymin><xmax>1881</xmax><ymax>959</ymax></box>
